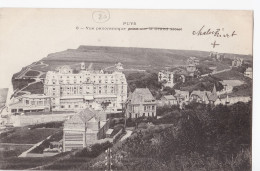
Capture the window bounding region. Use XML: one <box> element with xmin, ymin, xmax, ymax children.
<box><xmin>143</xmin><ymin>113</ymin><xmax>145</xmax><ymax>117</ymax></box>
<box><xmin>152</xmin><ymin>106</ymin><xmax>155</xmax><ymax>110</ymax></box>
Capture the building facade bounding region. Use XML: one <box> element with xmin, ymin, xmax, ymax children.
<box><xmin>9</xmin><ymin>94</ymin><xmax>51</xmax><ymax>113</ymax></box>
<box><xmin>44</xmin><ymin>64</ymin><xmax>127</xmax><ymax>113</ymax></box>
<box><xmin>158</xmin><ymin>70</ymin><xmax>175</xmax><ymax>88</ymax></box>
<box><xmin>232</xmin><ymin>57</ymin><xmax>244</xmax><ymax>67</ymax></box>
<box><xmin>126</xmin><ymin>88</ymin><xmax>157</xmax><ymax>118</ymax></box>
<box><xmin>187</xmin><ymin>57</ymin><xmax>199</xmax><ymax>66</ymax></box>
<box><xmin>63</xmin><ymin>108</ymin><xmax>109</xmax><ymax>152</ymax></box>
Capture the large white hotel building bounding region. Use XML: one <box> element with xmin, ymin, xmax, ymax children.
<box><xmin>44</xmin><ymin>63</ymin><xmax>127</xmax><ymax>113</ymax></box>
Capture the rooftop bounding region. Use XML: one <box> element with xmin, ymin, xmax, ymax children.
<box><xmin>22</xmin><ymin>94</ymin><xmax>50</xmax><ymax>99</ymax></box>
<box><xmin>162</xmin><ymin>95</ymin><xmax>176</xmax><ymax>100</ymax></box>
<box><xmin>129</xmin><ymin>88</ymin><xmax>155</xmax><ymax>104</ymax></box>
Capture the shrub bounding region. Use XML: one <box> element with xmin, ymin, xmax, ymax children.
<box><xmin>75</xmin><ymin>141</ymin><xmax>113</xmax><ymax>158</ymax></box>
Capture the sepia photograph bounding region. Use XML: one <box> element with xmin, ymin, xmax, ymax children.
<box><xmin>0</xmin><ymin>8</ymin><xmax>253</xmax><ymax>170</ymax></box>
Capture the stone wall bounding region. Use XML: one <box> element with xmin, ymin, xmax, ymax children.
<box><xmin>10</xmin><ymin>113</ymin><xmax>74</xmax><ymax>127</ymax></box>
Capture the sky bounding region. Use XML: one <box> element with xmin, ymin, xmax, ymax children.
<box><xmin>0</xmin><ymin>9</ymin><xmax>253</xmax><ymax>88</ymax></box>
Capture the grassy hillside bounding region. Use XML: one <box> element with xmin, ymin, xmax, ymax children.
<box><xmin>43</xmin><ymin>46</ymin><xmax>252</xmax><ymax>67</ymax></box>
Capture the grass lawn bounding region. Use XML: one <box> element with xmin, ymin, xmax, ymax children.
<box><xmin>0</xmin><ymin>144</ymin><xmax>32</xmax><ymax>158</ymax></box>
<box><xmin>213</xmin><ymin>70</ymin><xmax>250</xmax><ymax>82</ymax></box>
<box><xmin>0</xmin><ymin>127</ymin><xmax>60</xmax><ymax>144</ymax></box>
<box><xmin>23</xmin><ymin>82</ymin><xmax>44</xmax><ymax>94</ymax></box>
<box><xmin>0</xmin><ymin>156</ymin><xmax>56</xmax><ymax>170</ymax></box>
<box><xmin>25</xmin><ymin>70</ymin><xmax>40</xmax><ymax>77</ymax></box>
<box><xmin>201</xmin><ymin>60</ymin><xmax>230</xmax><ymax>71</ymax></box>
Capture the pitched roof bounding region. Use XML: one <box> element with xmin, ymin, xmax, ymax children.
<box><xmin>65</xmin><ymin>108</ymin><xmax>99</xmax><ymax>126</ymax></box>
<box><xmin>208</xmin><ymin>85</ymin><xmax>218</xmax><ymax>101</ymax></box>
<box><xmin>78</xmin><ymin>108</ymin><xmax>98</xmax><ymax>123</ymax></box>
<box><xmin>190</xmin><ymin>91</ymin><xmax>210</xmax><ymax>101</ymax></box>
<box><xmin>220</xmin><ymin>80</ymin><xmax>244</xmax><ymax>87</ymax></box>
<box><xmin>130</xmin><ymin>88</ymin><xmax>155</xmax><ymax>104</ymax></box>
<box><xmin>162</xmin><ymin>95</ymin><xmax>176</xmax><ymax>100</ymax></box>
<box><xmin>175</xmin><ymin>90</ymin><xmax>189</xmax><ymax>97</ymax></box>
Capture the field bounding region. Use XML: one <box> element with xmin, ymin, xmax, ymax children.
<box><xmin>0</xmin><ymin>156</ymin><xmax>57</xmax><ymax>170</ymax></box>
<box><xmin>0</xmin><ymin>127</ymin><xmax>60</xmax><ymax>144</ymax></box>
<box><xmin>0</xmin><ymin>144</ymin><xmax>32</xmax><ymax>158</ymax></box>
<box><xmin>213</xmin><ymin>69</ymin><xmax>251</xmax><ymax>82</ymax></box>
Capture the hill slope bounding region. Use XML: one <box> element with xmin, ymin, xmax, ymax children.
<box><xmin>42</xmin><ymin>45</ymin><xmax>252</xmax><ymax>67</ymax></box>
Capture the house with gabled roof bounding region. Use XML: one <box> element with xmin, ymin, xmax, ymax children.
<box><xmin>190</xmin><ymin>85</ymin><xmax>218</xmax><ymax>104</ymax></box>
<box><xmin>158</xmin><ymin>95</ymin><xmax>177</xmax><ymax>106</ymax></box>
<box><xmin>126</xmin><ymin>88</ymin><xmax>157</xmax><ymax>118</ymax></box>
<box><xmin>63</xmin><ymin>108</ymin><xmax>109</xmax><ymax>152</ymax></box>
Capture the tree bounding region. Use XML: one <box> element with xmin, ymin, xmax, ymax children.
<box><xmin>101</xmin><ymin>101</ymin><xmax>111</xmax><ymax>111</ymax></box>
